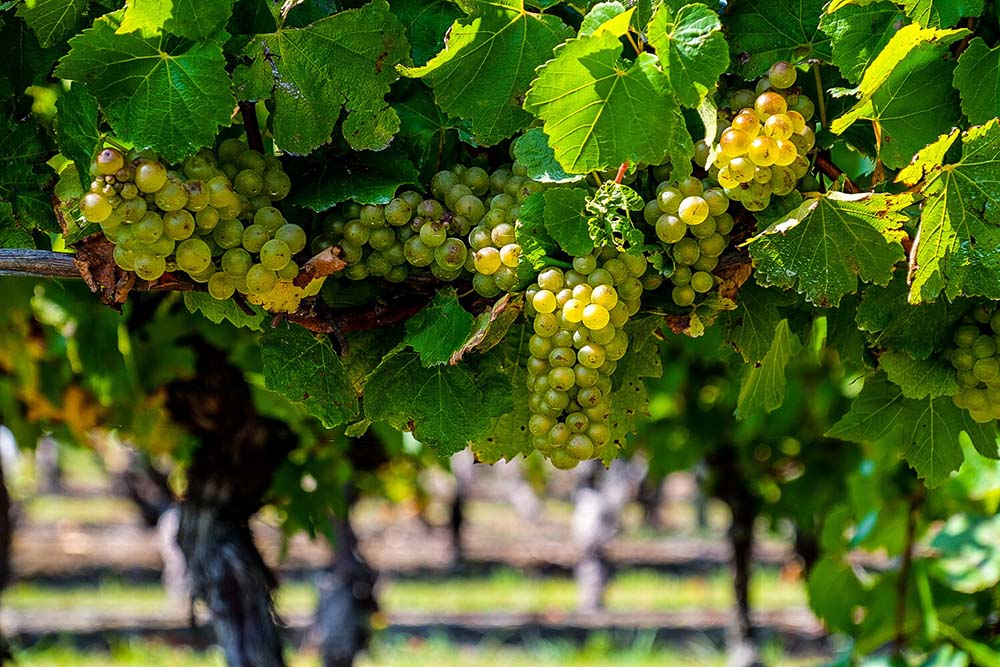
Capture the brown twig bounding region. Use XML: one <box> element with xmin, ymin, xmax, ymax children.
<box><xmin>239</xmin><ymin>101</ymin><xmax>264</xmax><ymax>153</ymax></box>
<box><xmin>814</xmin><ymin>154</ymin><xmax>860</xmax><ymax>194</ymax></box>
<box><xmin>894</xmin><ymin>484</ymin><xmax>925</xmax><ymax>657</ymax></box>
<box><xmin>954</xmin><ymin>18</ymin><xmax>977</xmax><ymax>58</ymax></box>
<box><xmin>812</xmin><ymin>63</ymin><xmax>828</xmax><ymax>130</ymax></box>
<box><xmin>614</xmin><ymin>162</ymin><xmax>629</xmax><ymax>184</ymax></box>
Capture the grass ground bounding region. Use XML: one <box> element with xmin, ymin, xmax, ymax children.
<box><xmin>4</xmin><ymin>568</ymin><xmax>805</xmax><ymax>616</ymax></box>
<box><xmin>14</xmin><ymin>635</ymin><xmax>826</xmax><ymax>667</ymax></box>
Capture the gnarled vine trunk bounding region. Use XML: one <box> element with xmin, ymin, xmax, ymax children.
<box><xmin>167</xmin><ymin>345</ymin><xmax>296</xmax><ymax>667</ymax></box>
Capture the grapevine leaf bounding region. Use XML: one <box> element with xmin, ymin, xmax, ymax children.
<box><xmin>542</xmin><ymin>188</ymin><xmax>592</xmax><ymax>256</ymax></box>
<box><xmin>55</xmin><ymin>15</ymin><xmax>235</xmax><ymax>162</ymax></box>
<box><xmin>262</xmin><ymin>326</ymin><xmax>359</xmax><ymax>428</ymax></box>
<box><xmin>929</xmin><ymin>514</ymin><xmax>1000</xmax><ymax>593</ymax></box>
<box><xmin>736</xmin><ymin>318</ymin><xmax>801</xmax><ymax>418</ymax></box>
<box><xmin>819</xmin><ymin>2</ymin><xmax>906</xmax><ymax>85</ymax></box>
<box><xmin>511</xmin><ymin>128</ymin><xmax>585</xmax><ymax>184</ymax></box>
<box><xmin>585</xmin><ymin>181</ymin><xmax>646</xmax><ymax>251</ymax></box>
<box><xmin>856</xmin><ymin>277</ymin><xmax>955</xmax><ymax>360</ymax></box>
<box><xmin>953</xmin><ymin>38</ymin><xmax>1000</xmax><ymax>126</ymax></box>
<box><xmin>829</xmin><ymin>24</ymin><xmax>968</xmax><ymax>136</ymax></box>
<box><xmin>401</xmin><ymin>0</ymin><xmax>573</xmax><ymax>146</ymax></box>
<box><xmin>0</xmin><ymin>117</ymin><xmax>55</xmax><ymax>233</ymax></box>
<box><xmin>0</xmin><ymin>16</ymin><xmax>63</xmax><ymax>106</ymax></box>
<box><xmin>389</xmin><ymin>0</ymin><xmax>461</xmax><ymax>67</ymax></box>
<box><xmin>395</xmin><ymin>85</ymin><xmax>460</xmax><ymax>181</ymax></box>
<box><xmin>579</xmin><ymin>2</ymin><xmax>630</xmax><ymax>37</ymax></box>
<box><xmin>288</xmin><ymin>146</ymin><xmax>420</xmax><ymax>211</ymax></box>
<box><xmin>0</xmin><ymin>203</ymin><xmax>34</xmax><ymax>248</ymax></box>
<box><xmin>646</xmin><ymin>2</ymin><xmax>729</xmax><ymax>108</ymax></box>
<box><xmin>450</xmin><ymin>293</ymin><xmax>524</xmax><ymax>363</ymax></box>
<box><xmin>343</xmin><ymin>329</ymin><xmax>402</xmax><ymax>393</ymax></box>
<box><xmin>403</xmin><ymin>288</ymin><xmax>475</xmax><ymax>366</ymax></box>
<box><xmin>364</xmin><ymin>347</ymin><xmax>497</xmax><ymax>455</ymax></box>
<box><xmin>725</xmin><ymin>0</ymin><xmax>832</xmax><ymax>78</ymax></box>
<box><xmin>16</xmin><ymin>0</ymin><xmax>89</xmax><ymax>48</ymax></box>
<box><xmin>900</xmin><ymin>0</ymin><xmax>984</xmax><ymax>28</ymax></box>
<box><xmin>612</xmin><ymin>316</ymin><xmax>664</xmax><ymax>390</ymax></box>
<box><xmin>182</xmin><ymin>292</ymin><xmax>265</xmax><ymax>330</ymax></box>
<box><xmin>745</xmin><ymin>192</ymin><xmax>910</xmax><ymax>307</ymax></box>
<box><xmin>879</xmin><ymin>350</ymin><xmax>958</xmax><ymax>399</ymax></box>
<box><xmin>55</xmin><ymin>85</ymin><xmax>100</xmax><ymax>191</ymax></box>
<box><xmin>515</xmin><ymin>192</ymin><xmax>559</xmax><ymax>270</ymax></box>
<box><xmin>807</xmin><ymin>557</ymin><xmax>866</xmax><ymax>634</ymax></box>
<box><xmin>524</xmin><ymin>30</ymin><xmax>684</xmax><ymax>174</ymax></box>
<box><xmin>234</xmin><ymin>0</ymin><xmax>409</xmax><ymax>155</ymax></box>
<box><xmin>725</xmin><ymin>281</ymin><xmax>785</xmax><ymax>363</ymax></box>
<box><xmin>470</xmin><ymin>322</ymin><xmax>532</xmax><ymax>462</ymax></box>
<box><xmin>605</xmin><ymin>318</ymin><xmax>663</xmax><ymax>461</ymax></box>
<box><xmin>827</xmin><ymin>374</ymin><xmax>997</xmax><ymax>487</ymax></box>
<box><xmin>904</xmin><ymin>121</ymin><xmax>1000</xmax><ymax>302</ymax></box>
<box><xmin>118</xmin><ymin>0</ymin><xmax>235</xmax><ymax>40</ymax></box>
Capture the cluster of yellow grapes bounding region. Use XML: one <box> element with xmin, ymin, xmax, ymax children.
<box><xmin>81</xmin><ymin>139</ymin><xmax>306</xmax><ymax>301</ymax></box>
<box><xmin>320</xmin><ymin>163</ymin><xmax>542</xmax><ymax>296</ymax></box>
<box><xmin>949</xmin><ymin>304</ymin><xmax>1000</xmax><ymax>424</ymax></box>
<box><xmin>642</xmin><ymin>177</ymin><xmax>733</xmax><ymax>307</ymax></box>
<box><xmin>707</xmin><ymin>61</ymin><xmax>816</xmax><ymax>211</ymax></box>
<box><xmin>523</xmin><ymin>250</ymin><xmax>649</xmax><ymax>469</ymax></box>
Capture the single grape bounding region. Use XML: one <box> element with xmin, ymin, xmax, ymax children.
<box><xmin>768</xmin><ymin>61</ymin><xmax>797</xmax><ymax>89</ymax></box>
<box><xmin>222</xmin><ymin>248</ymin><xmax>253</xmax><ymax>276</ymax></box>
<box><xmin>97</xmin><ymin>148</ymin><xmax>124</xmax><ymax>175</ymax></box>
<box><xmin>754</xmin><ymin>91</ymin><xmax>788</xmax><ymax>117</ymax></box>
<box><xmin>404</xmin><ymin>236</ymin><xmax>434</xmax><ymax>267</ymax></box>
<box><xmin>155</xmin><ymin>179</ymin><xmax>188</xmax><ymax>211</ymax></box>
<box><xmin>213</xmin><ymin>219</ymin><xmax>245</xmax><ymax>249</ymax></box>
<box><xmin>163</xmin><ymin>210</ymin><xmax>196</xmax><ymax>241</ymax></box>
<box><xmin>134</xmin><ymin>252</ymin><xmax>167</xmax><ymax>281</ymax></box>
<box><xmin>474</xmin><ymin>247</ymin><xmax>502</xmax><ymax>275</ymax></box>
<box><xmin>277</xmin><ymin>261</ymin><xmax>299</xmax><ymax>281</ymax></box>
<box><xmin>246</xmin><ymin>264</ymin><xmax>278</xmax><ymax>294</ymax></box>
<box><xmin>435</xmin><ymin>238</ymin><xmax>468</xmax><ymax>271</ymax></box>
<box><xmin>208</xmin><ymin>271</ymin><xmax>235</xmax><ymax>300</ymax></box>
<box><xmin>81</xmin><ymin>192</ymin><xmax>113</xmax><ymax>223</ymax></box>
<box><xmin>134</xmin><ymin>160</ymin><xmax>168</xmax><ymax>193</ymax></box>
<box><xmin>113</xmin><ymin>245</ymin><xmax>136</xmax><ymax>271</ymax></box>
<box><xmin>275</xmin><ymin>224</ymin><xmax>307</xmax><ymax>254</ymax></box>
<box><xmin>262</xmin><ymin>170</ymin><xmax>291</xmax><ymax>200</ymax></box>
<box><xmin>672</xmin><ymin>284</ymin><xmax>696</xmax><ymax>306</ymax></box>
<box><xmin>134</xmin><ymin>212</ymin><xmax>164</xmax><ymax>243</ymax></box>
<box><xmin>241</xmin><ymin>224</ymin><xmax>271</xmax><ymax>253</ymax></box>
<box><xmin>176</xmin><ymin>238</ymin><xmax>212</xmax><ymax>274</ymax></box>
<box><xmin>473</xmin><ymin>273</ymin><xmax>501</xmax><ymax>297</ymax></box>
<box><xmin>260</xmin><ymin>239</ymin><xmax>292</xmax><ymax>271</ymax></box>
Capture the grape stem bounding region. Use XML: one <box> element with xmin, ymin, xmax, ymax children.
<box><xmin>812</xmin><ymin>63</ymin><xmax>828</xmax><ymax>130</ymax></box>
<box><xmin>814</xmin><ymin>154</ymin><xmax>859</xmax><ymax>194</ymax></box>
<box><xmin>239</xmin><ymin>101</ymin><xmax>265</xmax><ymax>154</ymax></box>
<box><xmin>614</xmin><ymin>162</ymin><xmax>629</xmax><ymax>185</ymax></box>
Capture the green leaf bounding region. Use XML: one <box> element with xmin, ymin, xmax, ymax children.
<box><xmin>819</xmin><ymin>2</ymin><xmax>906</xmax><ymax>85</ymax></box>
<box><xmin>879</xmin><ymin>350</ymin><xmax>958</xmax><ymax>399</ymax></box>
<box><xmin>725</xmin><ymin>0</ymin><xmax>832</xmax><ymax>78</ymax></box>
<box><xmin>470</xmin><ymin>322</ymin><xmax>532</xmax><ymax>463</ymax></box>
<box><xmin>0</xmin><ymin>203</ymin><xmax>34</xmax><ymax>248</ymax></box>
<box><xmin>807</xmin><ymin>557</ymin><xmax>866</xmax><ymax>634</ymax></box>
<box><xmin>745</xmin><ymin>192</ymin><xmax>910</xmax><ymax>307</ymax></box>
<box><xmin>515</xmin><ymin>192</ymin><xmax>559</xmax><ymax>270</ymax></box>
<box><xmin>827</xmin><ymin>374</ymin><xmax>998</xmax><ymax>487</ymax></box>
<box><xmin>930</xmin><ymin>513</ymin><xmax>1000</xmax><ymax>593</ymax></box>
<box><xmin>585</xmin><ymin>181</ymin><xmax>646</xmax><ymax>250</ymax></box>
<box><xmin>904</xmin><ymin>121</ymin><xmax>1000</xmax><ymax>302</ymax></box>
<box><xmin>403</xmin><ymin>288</ymin><xmax>475</xmax><ymax>366</ymax></box>
<box><xmin>401</xmin><ymin>0</ymin><xmax>572</xmax><ymax>146</ymax></box>
<box><xmin>540</xmin><ymin>188</ymin><xmax>592</xmax><ymax>257</ymax></box>
<box><xmin>234</xmin><ymin>0</ymin><xmax>409</xmax><ymax>155</ymax></box>
<box><xmin>55</xmin><ymin>85</ymin><xmax>100</xmax><ymax>191</ymax></box>
<box><xmin>288</xmin><ymin>146</ymin><xmax>420</xmax><ymax>211</ymax></box>
<box><xmin>364</xmin><ymin>347</ymin><xmax>497</xmax><ymax>455</ymax></box>
<box><xmin>900</xmin><ymin>0</ymin><xmax>984</xmax><ymax>28</ymax></box>
<box><xmin>856</xmin><ymin>278</ymin><xmax>956</xmax><ymax>360</ymax></box>
<box><xmin>524</xmin><ymin>30</ymin><xmax>684</xmax><ymax>174</ymax></box>
<box><xmin>262</xmin><ymin>326</ymin><xmax>359</xmax><ymax>428</ymax></box>
<box><xmin>829</xmin><ymin>24</ymin><xmax>967</xmax><ymax>136</ymax></box>
<box><xmin>55</xmin><ymin>15</ymin><xmax>235</xmax><ymax>162</ymax></box>
<box><xmin>182</xmin><ymin>292</ymin><xmax>265</xmax><ymax>330</ymax></box>
<box><xmin>604</xmin><ymin>318</ymin><xmax>663</xmax><ymax>461</ymax></box>
<box><xmin>725</xmin><ymin>281</ymin><xmax>785</xmax><ymax>363</ymax></box>
<box><xmin>390</xmin><ymin>0</ymin><xmax>461</xmax><ymax>67</ymax></box>
<box><xmin>16</xmin><ymin>0</ymin><xmax>89</xmax><ymax>48</ymax></box>
<box><xmin>645</xmin><ymin>2</ymin><xmax>728</xmax><ymax>108</ymax></box>
<box><xmin>118</xmin><ymin>0</ymin><xmax>235</xmax><ymax>40</ymax></box>
<box><xmin>0</xmin><ymin>117</ymin><xmax>55</xmax><ymax>233</ymax></box>
<box><xmin>451</xmin><ymin>293</ymin><xmax>524</xmax><ymax>363</ymax></box>
<box><xmin>395</xmin><ymin>85</ymin><xmax>460</xmax><ymax>181</ymax></box>
<box><xmin>511</xmin><ymin>128</ymin><xmax>584</xmax><ymax>184</ymax></box>
<box><xmin>736</xmin><ymin>319</ymin><xmax>801</xmax><ymax>418</ymax></box>
<box><xmin>953</xmin><ymin>38</ymin><xmax>1000</xmax><ymax>126</ymax></box>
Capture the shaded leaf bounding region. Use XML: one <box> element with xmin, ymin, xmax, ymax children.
<box><xmin>289</xmin><ymin>146</ymin><xmax>419</xmax><ymax>211</ymax></box>
<box><xmin>736</xmin><ymin>318</ymin><xmax>801</xmax><ymax>417</ymax></box>
<box><xmin>820</xmin><ymin>2</ymin><xmax>907</xmax><ymax>85</ymax></box>
<box><xmin>17</xmin><ymin>0</ymin><xmax>89</xmax><ymax>48</ymax></box>
<box><xmin>725</xmin><ymin>0</ymin><xmax>832</xmax><ymax>78</ymax></box>
<box><xmin>403</xmin><ymin>288</ymin><xmax>474</xmax><ymax>366</ymax></box>
<box><xmin>953</xmin><ymin>37</ymin><xmax>1000</xmax><ymax>126</ymax></box>
<box><xmin>646</xmin><ymin>2</ymin><xmax>728</xmax><ymax>108</ymax></box>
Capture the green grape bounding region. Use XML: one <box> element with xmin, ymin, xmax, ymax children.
<box><xmin>688</xmin><ymin>216</ymin><xmax>716</xmax><ymax>239</ymax></box>
<box><xmin>275</xmin><ymin>224</ymin><xmax>307</xmax><ymax>254</ymax></box>
<box><xmin>134</xmin><ymin>212</ymin><xmax>164</xmax><ymax>243</ymax></box>
<box><xmin>208</xmin><ymin>271</ymin><xmax>235</xmax><ymax>300</ymax></box>
<box><xmin>418</xmin><ymin>221</ymin><xmax>446</xmax><ymax>248</ymax></box>
<box><xmin>491</xmin><ymin>223</ymin><xmax>516</xmax><ymax>247</ymax></box>
<box><xmin>383</xmin><ymin>243</ymin><xmax>406</xmax><ymax>266</ymax></box>
<box><xmin>113</xmin><ymin>245</ymin><xmax>136</xmax><ymax>271</ymax></box>
<box><xmin>566</xmin><ymin>434</ymin><xmax>594</xmax><ymax>460</ymax></box>
<box><xmin>385</xmin><ymin>198</ymin><xmax>412</xmax><ymax>226</ymax></box>
<box><xmin>404</xmin><ymin>236</ymin><xmax>434</xmax><ymax>267</ymax></box>
<box><xmin>655</xmin><ymin>215</ymin><xmax>686</xmax><ymax>244</ymax></box>
<box><xmin>673</xmin><ymin>238</ymin><xmax>700</xmax><ymax>265</ymax></box>
<box><xmin>163</xmin><ymin>210</ymin><xmax>195</xmax><ymax>241</ymax></box>
<box><xmin>134</xmin><ymin>252</ymin><xmax>166</xmax><ymax>281</ymax></box>
<box><xmin>385</xmin><ymin>265</ymin><xmax>408</xmax><ymax>283</ymax></box>
<box><xmin>699</xmin><ymin>234</ymin><xmax>727</xmax><ymax>258</ymax></box>
<box><xmin>577</xmin><ymin>343</ymin><xmax>606</xmax><ymax>369</ymax></box>
<box><xmin>672</xmin><ymin>284</ymin><xmax>696</xmax><ymax>306</ymax></box>
<box><xmin>183</xmin><ymin>155</ymin><xmax>215</xmax><ymax>181</ymax></box>
<box><xmin>97</xmin><ymin>147</ymin><xmax>124</xmax><ymax>175</ymax></box>
<box><xmin>81</xmin><ymin>192</ymin><xmax>113</xmax><ymax>223</ymax></box>
<box><xmin>657</xmin><ymin>187</ymin><xmax>683</xmax><ymax>214</ymax></box>
<box><xmin>234</xmin><ymin>169</ymin><xmax>263</xmax><ymax>197</ymax></box>
<box><xmin>246</xmin><ymin>264</ymin><xmax>277</xmax><ymax>294</ymax></box>
<box><xmin>262</xmin><ymin>170</ymin><xmax>291</xmax><ymax>200</ymax></box>
<box><xmin>454</xmin><ymin>195</ymin><xmax>486</xmax><ymax>223</ymax></box>
<box><xmin>217</xmin><ymin>138</ymin><xmax>247</xmax><ymax>162</ymax></box>
<box><xmin>252</xmin><ymin>206</ymin><xmax>284</xmax><ymax>232</ymax></box>
<box><xmin>148</xmin><ymin>236</ymin><xmax>175</xmax><ymax>257</ymax></box>
<box><xmin>195</xmin><ymin>206</ymin><xmax>220</xmax><ymax>231</ymax></box>
<box><xmin>768</xmin><ymin>61</ymin><xmax>797</xmax><ymax>89</ymax></box>
<box><xmin>499</xmin><ymin>243</ymin><xmax>521</xmax><ymax>268</ymax></box>
<box><xmin>435</xmin><ymin>238</ymin><xmax>468</xmax><ymax>272</ymax></box>
<box><xmin>494</xmin><ymin>266</ymin><xmax>520</xmax><ymax>291</ymax></box>
<box><xmin>241</xmin><ymin>224</ymin><xmax>271</xmax><ymax>253</ymax></box>
<box><xmin>237</xmin><ymin>150</ymin><xmax>266</xmax><ymax>173</ymax></box>
<box><xmin>254</xmin><ymin>239</ymin><xmax>289</xmax><ymax>271</ymax></box>
<box><xmin>277</xmin><ymin>261</ymin><xmax>299</xmax><ymax>281</ymax></box>
<box><xmin>185</xmin><ymin>181</ymin><xmax>210</xmax><ymax>211</ymax></box>
<box><xmin>214</xmin><ymin>219</ymin><xmax>245</xmax><ymax>250</ymax></box>
<box><xmin>222</xmin><ymin>248</ymin><xmax>253</xmax><ymax>276</ymax></box>
<box><xmin>587</xmin><ymin>268</ymin><xmax>613</xmax><ymax>288</ymax></box>
<box><xmin>472</xmin><ymin>273</ymin><xmax>501</xmax><ymax>297</ymax></box>
<box><xmin>974</xmin><ymin>357</ymin><xmax>1000</xmax><ymax>383</ymax></box>
<box><xmin>135</xmin><ymin>160</ymin><xmax>168</xmax><ymax>193</ymax></box>
<box><xmin>952</xmin><ymin>348</ymin><xmax>976</xmax><ymax>371</ymax></box>
<box><xmin>954</xmin><ymin>325</ymin><xmax>980</xmax><ymax>348</ymax></box>
<box><xmin>175</xmin><ymin>238</ymin><xmax>212</xmax><ymax>274</ymax></box>
<box><xmin>155</xmin><ymin>179</ymin><xmax>188</xmax><ymax>212</ymax></box>
<box><xmin>690</xmin><ymin>271</ymin><xmax>715</xmax><ymax>293</ymax></box>
<box><xmin>972</xmin><ymin>335</ymin><xmax>996</xmax><ymax>359</ymax></box>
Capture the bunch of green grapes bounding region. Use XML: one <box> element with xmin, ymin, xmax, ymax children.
<box><xmin>949</xmin><ymin>304</ymin><xmax>1000</xmax><ymax>423</ymax></box>
<box><xmin>642</xmin><ymin>177</ymin><xmax>733</xmax><ymax>307</ymax></box>
<box><xmin>709</xmin><ymin>61</ymin><xmax>816</xmax><ymax>211</ymax></box>
<box><xmin>319</xmin><ymin>163</ymin><xmax>543</xmax><ymax>295</ymax></box>
<box><xmin>81</xmin><ymin>139</ymin><xmax>305</xmax><ymax>301</ymax></box>
<box><xmin>523</xmin><ymin>249</ymin><xmax>648</xmax><ymax>469</ymax></box>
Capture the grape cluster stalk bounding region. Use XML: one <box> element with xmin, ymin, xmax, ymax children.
<box><xmin>81</xmin><ymin>139</ymin><xmax>306</xmax><ymax>301</ymax></box>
